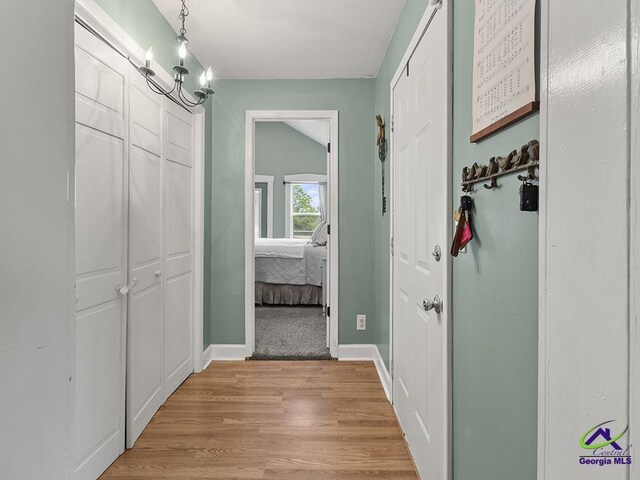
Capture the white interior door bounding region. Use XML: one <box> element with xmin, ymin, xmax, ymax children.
<box><xmin>163</xmin><ymin>101</ymin><xmax>194</xmax><ymax>399</ymax></box>
<box><xmin>74</xmin><ymin>25</ymin><xmax>128</xmax><ymax>480</ymax></box>
<box><xmin>126</xmin><ymin>71</ymin><xmax>164</xmax><ymax>447</ymax></box>
<box><xmin>391</xmin><ymin>3</ymin><xmax>450</xmax><ymax>479</ymax></box>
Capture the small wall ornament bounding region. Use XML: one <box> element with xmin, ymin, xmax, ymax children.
<box><xmin>376</xmin><ymin>115</ymin><xmax>387</xmax><ymax>215</ymax></box>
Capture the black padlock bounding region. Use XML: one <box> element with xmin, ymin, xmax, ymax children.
<box><xmin>520</xmin><ymin>182</ymin><xmax>538</xmax><ymax>211</ymax></box>
<box><xmin>460</xmin><ymin>195</ymin><xmax>473</xmax><ymax>212</ymax></box>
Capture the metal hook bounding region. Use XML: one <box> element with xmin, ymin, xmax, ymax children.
<box><xmin>484</xmin><ymin>177</ymin><xmax>498</xmax><ymax>190</ymax></box>
<box><xmin>517</xmin><ymin>165</ymin><xmax>537</xmax><ymax>182</ymax></box>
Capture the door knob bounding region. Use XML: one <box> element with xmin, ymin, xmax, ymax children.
<box><xmin>115</xmin><ymin>279</ymin><xmax>137</xmax><ymax>296</ymax></box>
<box><xmin>423</xmin><ymin>295</ymin><xmax>442</xmax><ymax>314</ymax></box>
<box><xmin>155</xmin><ymin>269</ymin><xmax>162</xmax><ymax>277</ymax></box>
<box><xmin>432</xmin><ymin>245</ymin><xmax>442</xmax><ymax>262</ymax></box>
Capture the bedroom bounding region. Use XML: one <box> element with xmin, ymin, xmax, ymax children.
<box><xmin>252</xmin><ymin>119</ymin><xmax>332</xmax><ymax>359</ymax></box>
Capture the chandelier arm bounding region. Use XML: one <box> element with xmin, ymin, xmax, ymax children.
<box><xmin>145</xmin><ymin>75</ymin><xmax>178</xmax><ymax>97</ymax></box>
<box><xmin>177</xmin><ymin>83</ymin><xmax>202</xmax><ymax>108</ymax></box>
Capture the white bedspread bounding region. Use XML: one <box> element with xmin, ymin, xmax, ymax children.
<box><xmin>254</xmin><ymin>238</ymin><xmax>308</xmax><ymax>259</ymax></box>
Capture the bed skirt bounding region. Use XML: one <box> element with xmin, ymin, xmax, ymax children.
<box><xmin>255</xmin><ymin>282</ymin><xmax>322</xmax><ymax>306</ymax></box>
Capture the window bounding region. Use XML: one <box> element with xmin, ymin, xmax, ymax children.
<box><xmin>289</xmin><ymin>183</ymin><xmax>321</xmax><ymax>239</ymax></box>
<box><xmin>284</xmin><ymin>174</ymin><xmax>327</xmax><ymax>239</ymax></box>
<box><xmin>254</xmin><ymin>189</ymin><xmax>262</xmax><ymax>238</ymax></box>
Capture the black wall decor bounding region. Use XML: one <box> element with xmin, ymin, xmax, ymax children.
<box><xmin>376</xmin><ymin>115</ymin><xmax>387</xmax><ymax>215</ymax></box>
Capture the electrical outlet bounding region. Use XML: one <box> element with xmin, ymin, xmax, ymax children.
<box><xmin>357</xmin><ymin>314</ymin><xmax>367</xmax><ymax>331</ymax></box>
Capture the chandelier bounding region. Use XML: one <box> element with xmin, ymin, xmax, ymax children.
<box><xmin>138</xmin><ymin>0</ymin><xmax>214</xmax><ymax>108</ymax></box>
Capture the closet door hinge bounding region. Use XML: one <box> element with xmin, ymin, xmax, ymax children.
<box><xmin>327</xmin><ymin>142</ymin><xmax>331</xmax><ymax>154</ymax></box>
<box><xmin>391</xmin><ymin>236</ymin><xmax>394</xmax><ymax>256</ymax></box>
<box><xmin>390</xmin><ymin>360</ymin><xmax>394</xmax><ymax>378</ymax></box>
<box><xmin>327</xmin><ymin>224</ymin><xmax>330</xmax><ymax>235</ymax></box>
<box><xmin>327</xmin><ymin>306</ymin><xmax>330</xmax><ymax>317</ymax></box>
<box><xmin>391</xmin><ymin>116</ymin><xmax>394</xmax><ymax>133</ymax></box>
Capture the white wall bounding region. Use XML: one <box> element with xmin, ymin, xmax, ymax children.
<box><xmin>0</xmin><ymin>1</ymin><xmax>76</xmax><ymax>478</ymax></box>
<box><xmin>539</xmin><ymin>0</ymin><xmax>636</xmax><ymax>478</ymax></box>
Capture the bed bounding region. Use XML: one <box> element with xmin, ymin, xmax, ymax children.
<box><xmin>255</xmin><ymin>238</ymin><xmax>327</xmax><ymax>306</ymax></box>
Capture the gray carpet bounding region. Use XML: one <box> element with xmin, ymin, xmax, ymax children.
<box><xmin>252</xmin><ymin>306</ymin><xmax>331</xmax><ymax>360</ymax></box>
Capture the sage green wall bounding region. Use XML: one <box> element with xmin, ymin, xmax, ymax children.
<box><xmin>93</xmin><ymin>0</ymin><xmax>214</xmax><ymax>348</ymax></box>
<box><xmin>208</xmin><ymin>79</ymin><xmax>376</xmax><ymax>345</ymax></box>
<box><xmin>256</xmin><ymin>122</ymin><xmax>327</xmax><ymax>238</ymax></box>
<box><xmin>451</xmin><ymin>1</ymin><xmax>539</xmax><ymax>478</ymax></box>
<box><xmin>374</xmin><ymin>1</ymin><xmax>539</xmax><ymax>479</ymax></box>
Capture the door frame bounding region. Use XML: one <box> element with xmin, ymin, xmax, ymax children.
<box><xmin>388</xmin><ymin>0</ymin><xmax>452</xmax><ymax>477</ymax></box>
<box><xmin>74</xmin><ymin>0</ymin><xmax>206</xmax><ymax>374</ymax></box>
<box><xmin>244</xmin><ymin>110</ymin><xmax>339</xmax><ymax>358</ymax></box>
<box><xmin>537</xmin><ymin>0</ymin><xmax>640</xmax><ymax>478</ymax></box>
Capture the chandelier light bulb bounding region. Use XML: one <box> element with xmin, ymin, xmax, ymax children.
<box><xmin>206</xmin><ymin>67</ymin><xmax>213</xmax><ymax>82</ymax></box>
<box><xmin>145</xmin><ymin>47</ymin><xmax>153</xmax><ymax>68</ymax></box>
<box><xmin>199</xmin><ymin>72</ymin><xmax>206</xmax><ymax>87</ymax></box>
<box><xmin>179</xmin><ymin>42</ymin><xmax>187</xmax><ymax>59</ymax></box>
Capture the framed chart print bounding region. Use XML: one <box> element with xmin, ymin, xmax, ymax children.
<box><xmin>470</xmin><ymin>0</ymin><xmax>538</xmax><ymax>143</ymax></box>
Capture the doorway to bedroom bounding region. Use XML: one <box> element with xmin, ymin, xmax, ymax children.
<box><xmin>245</xmin><ymin>111</ymin><xmax>339</xmax><ymax>359</ymax></box>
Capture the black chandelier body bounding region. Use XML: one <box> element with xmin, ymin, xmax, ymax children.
<box><xmin>139</xmin><ymin>0</ymin><xmax>213</xmax><ymax>108</ymax></box>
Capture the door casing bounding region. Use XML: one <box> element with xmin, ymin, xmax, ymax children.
<box><xmin>244</xmin><ymin>110</ymin><xmax>339</xmax><ymax>358</ymax></box>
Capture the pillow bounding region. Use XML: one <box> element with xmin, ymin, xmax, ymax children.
<box><xmin>311</xmin><ymin>221</ymin><xmax>328</xmax><ymax>246</ymax></box>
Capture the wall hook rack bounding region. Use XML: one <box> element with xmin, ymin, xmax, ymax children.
<box><xmin>461</xmin><ymin>139</ymin><xmax>539</xmax><ymax>192</ymax></box>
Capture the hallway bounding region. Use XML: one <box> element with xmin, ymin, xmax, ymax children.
<box><xmin>99</xmin><ymin>361</ymin><xmax>418</xmax><ymax>479</ymax></box>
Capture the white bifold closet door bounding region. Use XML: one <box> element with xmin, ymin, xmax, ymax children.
<box><xmin>162</xmin><ymin>101</ymin><xmax>194</xmax><ymax>398</ymax></box>
<box><xmin>74</xmin><ymin>23</ymin><xmax>196</xmax><ymax>477</ymax></box>
<box><xmin>126</xmin><ymin>79</ymin><xmax>195</xmax><ymax>445</ymax></box>
<box><xmin>74</xmin><ymin>25</ymin><xmax>128</xmax><ymax>480</ymax></box>
<box><xmin>126</xmin><ymin>70</ymin><xmax>164</xmax><ymax>447</ymax></box>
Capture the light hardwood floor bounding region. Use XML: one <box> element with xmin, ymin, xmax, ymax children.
<box><xmin>100</xmin><ymin>360</ymin><xmax>418</xmax><ymax>479</ymax></box>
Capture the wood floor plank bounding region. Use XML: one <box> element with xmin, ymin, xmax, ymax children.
<box><xmin>100</xmin><ymin>360</ymin><xmax>417</xmax><ymax>480</ymax></box>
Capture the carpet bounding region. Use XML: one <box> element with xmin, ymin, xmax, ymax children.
<box><xmin>252</xmin><ymin>306</ymin><xmax>332</xmax><ymax>360</ymax></box>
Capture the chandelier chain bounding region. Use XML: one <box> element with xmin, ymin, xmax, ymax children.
<box><xmin>178</xmin><ymin>0</ymin><xmax>189</xmax><ymax>36</ymax></box>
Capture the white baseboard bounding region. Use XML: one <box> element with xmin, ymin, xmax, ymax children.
<box><xmin>201</xmin><ymin>345</ymin><xmax>214</xmax><ymax>370</ymax></box>
<box><xmin>211</xmin><ymin>344</ymin><xmax>247</xmax><ymax>361</ymax></box>
<box><xmin>338</xmin><ymin>344</ymin><xmax>391</xmax><ymax>401</ymax></box>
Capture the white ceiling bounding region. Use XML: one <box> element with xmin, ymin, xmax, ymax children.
<box><xmin>284</xmin><ymin>121</ymin><xmax>329</xmax><ymax>146</ymax></box>
<box><xmin>151</xmin><ymin>0</ymin><xmax>405</xmax><ymax>79</ymax></box>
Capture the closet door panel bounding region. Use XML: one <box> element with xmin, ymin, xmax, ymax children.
<box><xmin>165</xmin><ymin>160</ymin><xmax>193</xmax><ymax>262</ymax></box>
<box><xmin>127</xmin><ymin>283</ymin><xmax>163</xmax><ymax>444</ymax></box>
<box><xmin>163</xmin><ymin>101</ymin><xmax>194</xmax><ymax>399</ymax></box>
<box><xmin>163</xmin><ymin>160</ymin><xmax>193</xmax><ymax>397</ymax></box>
<box><xmin>164</xmin><ymin>273</ymin><xmax>193</xmax><ymax>396</ymax></box>
<box><xmin>126</xmin><ymin>76</ymin><xmax>164</xmax><ymax>447</ymax></box>
<box><xmin>73</xmin><ymin>24</ymin><xmax>127</xmax><ymax>480</ymax></box>
<box><xmin>75</xmin><ymin>302</ymin><xmax>123</xmax><ymax>471</ymax></box>
<box><xmin>130</xmin><ymin>78</ymin><xmax>161</xmax><ymax>157</ymax></box>
<box><xmin>129</xmin><ymin>146</ymin><xmax>161</xmax><ymax>272</ymax></box>
<box><xmin>165</xmin><ymin>106</ymin><xmax>193</xmax><ymax>167</ymax></box>
<box><xmin>75</xmin><ymin>124</ymin><xmax>125</xmax><ymax>312</ymax></box>
<box><xmin>75</xmin><ymin>37</ymin><xmax>125</xmax><ymax>140</ymax></box>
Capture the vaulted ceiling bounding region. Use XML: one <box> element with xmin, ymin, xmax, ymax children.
<box><xmin>151</xmin><ymin>0</ymin><xmax>405</xmax><ymax>79</ymax></box>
